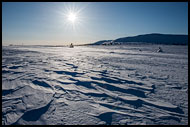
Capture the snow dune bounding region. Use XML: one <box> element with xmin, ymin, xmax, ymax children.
<box><xmin>2</xmin><ymin>45</ymin><xmax>188</xmax><ymax>125</ymax></box>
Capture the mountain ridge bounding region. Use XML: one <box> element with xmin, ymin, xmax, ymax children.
<box><xmin>90</xmin><ymin>33</ymin><xmax>188</xmax><ymax>45</ymax></box>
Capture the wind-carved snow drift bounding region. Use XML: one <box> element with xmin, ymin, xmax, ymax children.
<box><xmin>2</xmin><ymin>45</ymin><xmax>188</xmax><ymax>125</ymax></box>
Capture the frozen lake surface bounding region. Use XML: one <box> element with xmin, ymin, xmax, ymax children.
<box><xmin>2</xmin><ymin>45</ymin><xmax>188</xmax><ymax>125</ymax></box>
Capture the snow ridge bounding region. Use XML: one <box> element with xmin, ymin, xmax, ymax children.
<box><xmin>2</xmin><ymin>45</ymin><xmax>188</xmax><ymax>125</ymax></box>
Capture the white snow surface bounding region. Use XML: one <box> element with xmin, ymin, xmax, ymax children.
<box><xmin>2</xmin><ymin>45</ymin><xmax>188</xmax><ymax>125</ymax></box>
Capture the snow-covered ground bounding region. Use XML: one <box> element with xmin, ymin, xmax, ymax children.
<box><xmin>2</xmin><ymin>44</ymin><xmax>188</xmax><ymax>125</ymax></box>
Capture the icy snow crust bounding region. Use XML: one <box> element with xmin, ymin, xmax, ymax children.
<box><xmin>2</xmin><ymin>45</ymin><xmax>188</xmax><ymax>125</ymax></box>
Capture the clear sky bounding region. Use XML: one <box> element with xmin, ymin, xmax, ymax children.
<box><xmin>2</xmin><ymin>2</ymin><xmax>188</xmax><ymax>46</ymax></box>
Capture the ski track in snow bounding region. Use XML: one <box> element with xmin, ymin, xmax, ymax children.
<box><xmin>2</xmin><ymin>45</ymin><xmax>188</xmax><ymax>125</ymax></box>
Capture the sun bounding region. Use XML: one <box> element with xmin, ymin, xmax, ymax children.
<box><xmin>67</xmin><ymin>12</ymin><xmax>77</xmax><ymax>23</ymax></box>
<box><xmin>59</xmin><ymin>3</ymin><xmax>89</xmax><ymax>30</ymax></box>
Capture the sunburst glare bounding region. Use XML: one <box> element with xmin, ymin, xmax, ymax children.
<box><xmin>67</xmin><ymin>12</ymin><xmax>77</xmax><ymax>23</ymax></box>
<box><xmin>56</xmin><ymin>2</ymin><xmax>89</xmax><ymax>31</ymax></box>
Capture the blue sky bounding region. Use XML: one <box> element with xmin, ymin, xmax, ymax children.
<box><xmin>2</xmin><ymin>2</ymin><xmax>188</xmax><ymax>45</ymax></box>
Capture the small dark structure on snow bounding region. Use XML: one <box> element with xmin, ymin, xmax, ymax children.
<box><xmin>157</xmin><ymin>47</ymin><xmax>163</xmax><ymax>52</ymax></box>
<box><xmin>69</xmin><ymin>43</ymin><xmax>74</xmax><ymax>48</ymax></box>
